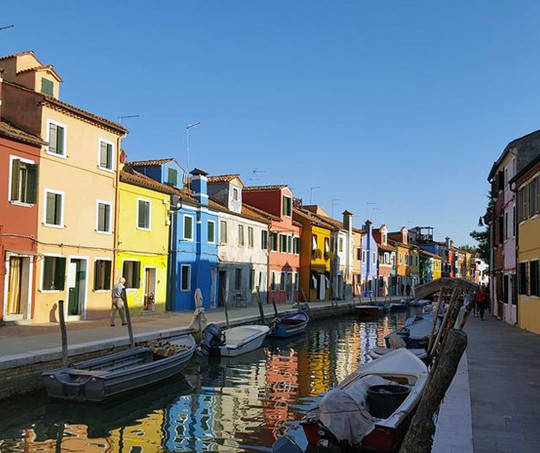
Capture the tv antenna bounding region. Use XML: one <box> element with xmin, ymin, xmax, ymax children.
<box><xmin>0</xmin><ymin>25</ymin><xmax>14</xmax><ymax>32</ymax></box>
<box><xmin>248</xmin><ymin>169</ymin><xmax>266</xmax><ymax>182</ymax></box>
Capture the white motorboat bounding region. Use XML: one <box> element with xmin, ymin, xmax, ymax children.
<box><xmin>199</xmin><ymin>323</ymin><xmax>270</xmax><ymax>357</ymax></box>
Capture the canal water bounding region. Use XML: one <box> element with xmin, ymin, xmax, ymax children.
<box><xmin>0</xmin><ymin>309</ymin><xmax>421</xmax><ymax>452</ymax></box>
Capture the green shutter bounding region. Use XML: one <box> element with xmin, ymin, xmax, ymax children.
<box><xmin>104</xmin><ymin>261</ymin><xmax>112</xmax><ymax>290</ymax></box>
<box><xmin>10</xmin><ymin>159</ymin><xmax>21</xmax><ymax>201</ymax></box>
<box><xmin>27</xmin><ymin>163</ymin><xmax>38</xmax><ymax>204</ymax></box>
<box><xmin>94</xmin><ymin>261</ymin><xmax>100</xmax><ymax>289</ymax></box>
<box><xmin>134</xmin><ymin>261</ymin><xmax>141</xmax><ymax>288</ymax></box>
<box><xmin>57</xmin><ymin>126</ymin><xmax>64</xmax><ymax>155</ymax></box>
<box><xmin>42</xmin><ymin>257</ymin><xmax>53</xmax><ymax>290</ymax></box>
<box><xmin>55</xmin><ymin>258</ymin><xmax>66</xmax><ymax>290</ymax></box>
<box><xmin>49</xmin><ymin>123</ymin><xmax>57</xmax><ymax>153</ymax></box>
<box><xmin>55</xmin><ymin>193</ymin><xmax>62</xmax><ymax>225</ymax></box>
<box><xmin>46</xmin><ymin>193</ymin><xmax>55</xmax><ymax>224</ymax></box>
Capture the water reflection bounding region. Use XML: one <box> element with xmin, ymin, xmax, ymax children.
<box><xmin>0</xmin><ymin>310</ymin><xmax>415</xmax><ymax>452</ymax></box>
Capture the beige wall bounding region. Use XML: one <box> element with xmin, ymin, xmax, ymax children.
<box><xmin>518</xmin><ymin>215</ymin><xmax>540</xmax><ymax>335</ymax></box>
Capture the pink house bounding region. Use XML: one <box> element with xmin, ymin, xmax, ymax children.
<box><xmin>243</xmin><ymin>185</ymin><xmax>301</xmax><ymax>304</ymax></box>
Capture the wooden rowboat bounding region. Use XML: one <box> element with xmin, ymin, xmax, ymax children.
<box><xmin>268</xmin><ymin>311</ymin><xmax>309</xmax><ymax>338</ymax></box>
<box><xmin>301</xmin><ymin>348</ymin><xmax>428</xmax><ymax>451</ymax></box>
<box><xmin>41</xmin><ymin>335</ymin><xmax>196</xmax><ymax>403</ymax></box>
<box><xmin>199</xmin><ymin>324</ymin><xmax>270</xmax><ymax>357</ymax></box>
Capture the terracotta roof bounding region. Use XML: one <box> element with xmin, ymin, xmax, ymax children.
<box><xmin>3</xmin><ymin>80</ymin><xmax>127</xmax><ymax>135</ymax></box>
<box><xmin>120</xmin><ymin>169</ymin><xmax>177</xmax><ymax>195</ymax></box>
<box><xmin>419</xmin><ymin>249</ymin><xmax>442</xmax><ymax>260</ymax></box>
<box><xmin>17</xmin><ymin>64</ymin><xmax>63</xmax><ymax>82</ymax></box>
<box><xmin>0</xmin><ymin>120</ymin><xmax>45</xmax><ymax>146</ymax></box>
<box><xmin>243</xmin><ymin>202</ymin><xmax>281</xmax><ymax>221</ymax></box>
<box><xmin>0</xmin><ymin>51</ymin><xmax>41</xmax><ymax>63</ymax></box>
<box><xmin>127</xmin><ymin>158</ymin><xmax>180</xmax><ymax>167</ymax></box>
<box><xmin>378</xmin><ymin>243</ymin><xmax>394</xmax><ymax>252</ymax></box>
<box><xmin>243</xmin><ymin>184</ymin><xmax>288</xmax><ymax>192</ymax></box>
<box><xmin>353</xmin><ymin>227</ymin><xmax>365</xmax><ymax>234</ymax></box>
<box><xmin>388</xmin><ymin>238</ymin><xmax>411</xmax><ymax>249</ymax></box>
<box><xmin>207</xmin><ymin>174</ymin><xmax>242</xmax><ymax>183</ymax></box>
<box><xmin>293</xmin><ymin>207</ymin><xmax>336</xmax><ymax>230</ymax></box>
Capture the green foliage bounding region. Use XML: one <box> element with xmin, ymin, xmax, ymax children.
<box><xmin>469</xmin><ymin>229</ymin><xmax>489</xmax><ymax>262</ymax></box>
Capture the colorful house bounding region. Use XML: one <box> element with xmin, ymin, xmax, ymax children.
<box><xmin>514</xmin><ymin>153</ymin><xmax>540</xmax><ymax>334</ymax></box>
<box><xmin>352</xmin><ymin>227</ymin><xmax>364</xmax><ymax>298</ymax></box>
<box><xmin>419</xmin><ymin>249</ymin><xmax>442</xmax><ymax>283</ymax></box>
<box><xmin>1</xmin><ymin>51</ymin><xmax>127</xmax><ymax>322</ymax></box>
<box><xmin>360</xmin><ymin>220</ymin><xmax>379</xmax><ymax>297</ymax></box>
<box><xmin>207</xmin><ymin>174</ymin><xmax>270</xmax><ymax>307</ymax></box>
<box><xmin>0</xmin><ymin>87</ymin><xmax>44</xmax><ymax>324</ymax></box>
<box><xmin>373</xmin><ymin>224</ymin><xmax>394</xmax><ymax>297</ymax></box>
<box><xmin>388</xmin><ymin>228</ymin><xmax>412</xmax><ymax>297</ymax></box>
<box><xmin>243</xmin><ymin>185</ymin><xmax>301</xmax><ymax>304</ymax></box>
<box><xmin>293</xmin><ymin>206</ymin><xmax>333</xmax><ymax>301</ymax></box>
<box><xmin>116</xmin><ymin>166</ymin><xmax>175</xmax><ymax>315</ymax></box>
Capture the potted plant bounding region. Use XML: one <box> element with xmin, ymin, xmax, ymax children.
<box><xmin>312</xmin><ymin>248</ymin><xmax>323</xmax><ymax>259</ymax></box>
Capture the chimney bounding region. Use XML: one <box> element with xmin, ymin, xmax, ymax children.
<box><xmin>342</xmin><ymin>210</ymin><xmax>353</xmax><ymax>233</ymax></box>
<box><xmin>190</xmin><ymin>168</ymin><xmax>209</xmax><ymax>206</ymax></box>
<box><xmin>445</xmin><ymin>236</ymin><xmax>451</xmax><ymax>248</ymax></box>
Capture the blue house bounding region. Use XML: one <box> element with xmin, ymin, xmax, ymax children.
<box><xmin>128</xmin><ymin>159</ymin><xmax>219</xmax><ymax>310</ymax></box>
<box><xmin>361</xmin><ymin>220</ymin><xmax>379</xmax><ymax>297</ymax></box>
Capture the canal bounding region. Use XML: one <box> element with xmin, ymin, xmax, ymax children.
<box><xmin>0</xmin><ymin>309</ymin><xmax>421</xmax><ymax>452</ymax></box>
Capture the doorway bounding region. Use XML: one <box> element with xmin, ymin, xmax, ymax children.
<box><xmin>210</xmin><ymin>267</ymin><xmax>218</xmax><ymax>308</ymax></box>
<box><xmin>67</xmin><ymin>258</ymin><xmax>87</xmax><ymax>318</ymax></box>
<box><xmin>5</xmin><ymin>256</ymin><xmax>32</xmax><ymax>320</ymax></box>
<box><xmin>144</xmin><ymin>267</ymin><xmax>157</xmax><ymax>311</ymax></box>
<box><xmin>218</xmin><ymin>270</ymin><xmax>227</xmax><ymax>307</ymax></box>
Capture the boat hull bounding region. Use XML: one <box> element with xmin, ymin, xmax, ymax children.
<box><xmin>219</xmin><ymin>325</ymin><xmax>270</xmax><ymax>357</ymax></box>
<box><xmin>269</xmin><ymin>312</ymin><xmax>309</xmax><ymax>338</ymax></box>
<box><xmin>41</xmin><ymin>335</ymin><xmax>196</xmax><ymax>403</ymax></box>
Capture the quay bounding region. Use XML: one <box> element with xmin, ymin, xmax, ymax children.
<box><xmin>2</xmin><ymin>300</ymin><xmax>540</xmax><ymax>453</ymax></box>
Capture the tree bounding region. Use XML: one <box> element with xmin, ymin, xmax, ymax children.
<box><xmin>469</xmin><ymin>229</ymin><xmax>489</xmax><ymax>262</ymax></box>
<box><xmin>459</xmin><ymin>244</ymin><xmax>477</xmax><ymax>254</ymax></box>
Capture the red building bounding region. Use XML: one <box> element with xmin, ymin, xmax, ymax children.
<box><xmin>0</xmin><ymin>77</ymin><xmax>44</xmax><ymax>325</ymax></box>
<box><xmin>243</xmin><ymin>185</ymin><xmax>301</xmax><ymax>303</ymax></box>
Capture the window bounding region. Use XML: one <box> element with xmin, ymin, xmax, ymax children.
<box><xmin>10</xmin><ymin>158</ymin><xmax>38</xmax><ymax>204</ymax></box>
<box><xmin>280</xmin><ymin>272</ymin><xmax>286</xmax><ymax>290</ymax></box>
<box><xmin>41</xmin><ymin>256</ymin><xmax>66</xmax><ymax>291</ymax></box>
<box><xmin>235</xmin><ymin>268</ymin><xmax>242</xmax><ymax>290</ymax></box>
<box><xmin>232</xmin><ymin>187</ymin><xmax>239</xmax><ymax>201</ymax></box>
<box><xmin>271</xmin><ymin>271</ymin><xmax>276</xmax><ymax>291</ymax></box>
<box><xmin>41</xmin><ymin>78</ymin><xmax>54</xmax><ymax>95</ymax></box>
<box><xmin>356</xmin><ymin>248</ymin><xmax>362</xmax><ymax>260</ymax></box>
<box><xmin>312</xmin><ymin>234</ymin><xmax>318</xmax><ymax>251</ymax></box>
<box><xmin>123</xmin><ymin>261</ymin><xmax>141</xmax><ymax>289</ymax></box>
<box><xmin>373</xmin><ymin>252</ymin><xmax>376</xmax><ymax>265</ymax></box>
<box><xmin>519</xmin><ymin>262</ymin><xmax>528</xmax><ymax>295</ymax></box>
<box><xmin>238</xmin><ymin>225</ymin><xmax>245</xmax><ymax>246</ymax></box>
<box><xmin>181</xmin><ymin>265</ymin><xmax>191</xmax><ymax>291</ymax></box>
<box><xmin>513</xmin><ymin>205</ymin><xmax>516</xmax><ymax>236</ymax></box>
<box><xmin>399</xmin><ymin>253</ymin><xmax>402</xmax><ymax>264</ymax></box>
<box><xmin>47</xmin><ymin>121</ymin><xmax>66</xmax><ymax>157</ymax></box>
<box><xmin>531</xmin><ymin>261</ymin><xmax>539</xmax><ymax>297</ymax></box>
<box><xmin>261</xmin><ymin>230</ymin><xmax>268</xmax><ymax>249</ymax></box>
<box><xmin>324</xmin><ymin>238</ymin><xmax>330</xmax><ymax>253</ymax></box>
<box><xmin>248</xmin><ymin>227</ymin><xmax>254</xmax><ymax>248</ymax></box>
<box><xmin>183</xmin><ymin>215</ymin><xmax>194</xmax><ymax>240</ymax></box>
<box><xmin>280</xmin><ymin>234</ymin><xmax>288</xmax><ymax>252</ymax></box>
<box><xmin>97</xmin><ymin>201</ymin><xmax>112</xmax><ymax>233</ymax></box>
<box><xmin>44</xmin><ymin>190</ymin><xmax>64</xmax><ymax>227</ymax></box>
<box><xmin>98</xmin><ymin>139</ymin><xmax>114</xmax><ymax>170</ymax></box>
<box><xmin>94</xmin><ymin>260</ymin><xmax>111</xmax><ymax>290</ymax></box>
<box><xmin>530</xmin><ymin>177</ymin><xmax>539</xmax><ymax>216</ymax></box>
<box><xmin>270</xmin><ymin>232</ymin><xmax>278</xmax><ymax>251</ymax></box>
<box><xmin>208</xmin><ymin>220</ymin><xmax>215</xmax><ymax>243</ymax></box>
<box><xmin>282</xmin><ymin>195</ymin><xmax>292</xmax><ymax>216</ymax></box>
<box><xmin>362</xmin><ymin>250</ymin><xmax>366</xmax><ymax>262</ymax></box>
<box><xmin>287</xmin><ymin>236</ymin><xmax>292</xmax><ymax>253</ymax></box>
<box><xmin>167</xmin><ymin>167</ymin><xmax>179</xmax><ymax>186</ymax></box>
<box><xmin>339</xmin><ymin>238</ymin><xmax>344</xmax><ymax>252</ymax></box>
<box><xmin>137</xmin><ymin>199</ymin><xmax>151</xmax><ymax>230</ymax></box>
<box><xmin>220</xmin><ymin>220</ymin><xmax>227</xmax><ymax>244</ymax></box>
<box><xmin>250</xmin><ymin>269</ymin><xmax>255</xmax><ymax>290</ymax></box>
<box><xmin>293</xmin><ymin>237</ymin><xmax>300</xmax><ymax>254</ymax></box>
<box><xmin>505</xmin><ymin>212</ymin><xmax>508</xmax><ymax>240</ymax></box>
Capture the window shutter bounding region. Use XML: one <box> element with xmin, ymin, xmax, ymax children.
<box><xmin>10</xmin><ymin>159</ymin><xmax>21</xmax><ymax>201</ymax></box>
<box><xmin>94</xmin><ymin>261</ymin><xmax>100</xmax><ymax>289</ymax></box>
<box><xmin>134</xmin><ymin>261</ymin><xmax>141</xmax><ymax>288</ymax></box>
<box><xmin>55</xmin><ymin>193</ymin><xmax>62</xmax><ymax>225</ymax></box>
<box><xmin>100</xmin><ymin>142</ymin><xmax>108</xmax><ymax>167</ymax></box>
<box><xmin>49</xmin><ymin>123</ymin><xmax>58</xmax><ymax>153</ymax></box>
<box><xmin>27</xmin><ymin>163</ymin><xmax>38</xmax><ymax>204</ymax></box>
<box><xmin>42</xmin><ymin>257</ymin><xmax>53</xmax><ymax>290</ymax></box>
<box><xmin>55</xmin><ymin>258</ymin><xmax>67</xmax><ymax>290</ymax></box>
<box><xmin>57</xmin><ymin>126</ymin><xmax>64</xmax><ymax>154</ymax></box>
<box><xmin>104</xmin><ymin>261</ymin><xmax>112</xmax><ymax>290</ymax></box>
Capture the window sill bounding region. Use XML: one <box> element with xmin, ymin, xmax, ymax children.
<box><xmin>9</xmin><ymin>200</ymin><xmax>36</xmax><ymax>208</ymax></box>
<box><xmin>40</xmin><ymin>290</ymin><xmax>62</xmax><ymax>293</ymax></box>
<box><xmin>136</xmin><ymin>227</ymin><xmax>152</xmax><ymax>232</ymax></box>
<box><xmin>95</xmin><ymin>230</ymin><xmax>113</xmax><ymax>235</ymax></box>
<box><xmin>93</xmin><ymin>289</ymin><xmax>110</xmax><ymax>293</ymax></box>
<box><xmin>46</xmin><ymin>150</ymin><xmax>67</xmax><ymax>159</ymax></box>
<box><xmin>43</xmin><ymin>223</ymin><xmax>65</xmax><ymax>229</ymax></box>
<box><xmin>97</xmin><ymin>165</ymin><xmax>115</xmax><ymax>173</ymax></box>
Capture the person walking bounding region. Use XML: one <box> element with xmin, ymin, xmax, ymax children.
<box><xmin>110</xmin><ymin>277</ymin><xmax>127</xmax><ymax>326</ymax></box>
<box><xmin>475</xmin><ymin>285</ymin><xmax>488</xmax><ymax>321</ymax></box>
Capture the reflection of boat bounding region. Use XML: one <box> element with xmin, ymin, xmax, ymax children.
<box><xmin>200</xmin><ymin>323</ymin><xmax>270</xmax><ymax>357</ymax></box>
<box><xmin>269</xmin><ymin>311</ymin><xmax>309</xmax><ymax>338</ymax></box>
<box><xmin>384</xmin><ymin>315</ymin><xmax>436</xmax><ymax>349</ymax></box>
<box><xmin>41</xmin><ymin>335</ymin><xmax>196</xmax><ymax>402</ymax></box>
<box><xmin>301</xmin><ymin>349</ymin><xmax>428</xmax><ymax>452</ymax></box>
<box><xmin>408</xmin><ymin>299</ymin><xmax>430</xmax><ymax>307</ymax></box>
<box><xmin>355</xmin><ymin>304</ymin><xmax>385</xmax><ymax>319</ymax></box>
<box><xmin>389</xmin><ymin>302</ymin><xmax>409</xmax><ymax>312</ymax></box>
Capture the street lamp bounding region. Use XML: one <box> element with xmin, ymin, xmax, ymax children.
<box><xmin>186</xmin><ymin>122</ymin><xmax>201</xmax><ymax>171</ymax></box>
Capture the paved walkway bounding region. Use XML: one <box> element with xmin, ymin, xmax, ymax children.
<box><xmin>2</xmin><ymin>300</ymin><xmax>540</xmax><ymax>452</ymax></box>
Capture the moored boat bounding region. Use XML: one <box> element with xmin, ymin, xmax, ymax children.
<box><xmin>200</xmin><ymin>323</ymin><xmax>270</xmax><ymax>357</ymax></box>
<box><xmin>41</xmin><ymin>334</ymin><xmax>196</xmax><ymax>403</ymax></box>
<box><xmin>385</xmin><ymin>314</ymin><xmax>436</xmax><ymax>350</ymax></box>
<box><xmin>268</xmin><ymin>311</ymin><xmax>309</xmax><ymax>338</ymax></box>
<box><xmin>355</xmin><ymin>304</ymin><xmax>385</xmax><ymax>320</ymax></box>
<box><xmin>301</xmin><ymin>348</ymin><xmax>428</xmax><ymax>452</ymax></box>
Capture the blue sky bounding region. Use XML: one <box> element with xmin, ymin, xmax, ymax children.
<box><xmin>3</xmin><ymin>1</ymin><xmax>539</xmax><ymax>246</ymax></box>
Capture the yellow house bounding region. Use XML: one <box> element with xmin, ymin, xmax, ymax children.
<box><xmin>293</xmin><ymin>207</ymin><xmax>333</xmax><ymax>301</ymax></box>
<box><xmin>515</xmin><ymin>156</ymin><xmax>540</xmax><ymax>334</ymax></box>
<box><xmin>116</xmin><ymin>168</ymin><xmax>174</xmax><ymax>315</ymax></box>
<box><xmin>432</xmin><ymin>255</ymin><xmax>442</xmax><ymax>280</ymax></box>
<box><xmin>1</xmin><ymin>51</ymin><xmax>127</xmax><ymax>322</ymax></box>
<box><xmin>352</xmin><ymin>227</ymin><xmax>364</xmax><ymax>297</ymax></box>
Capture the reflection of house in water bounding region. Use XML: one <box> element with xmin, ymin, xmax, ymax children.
<box><xmin>163</xmin><ymin>358</ymin><xmax>267</xmax><ymax>451</ymax></box>
<box><xmin>108</xmin><ymin>411</ymin><xmax>165</xmax><ymax>452</ymax></box>
<box><xmin>25</xmin><ymin>425</ymin><xmax>111</xmax><ymax>452</ymax></box>
<box><xmin>263</xmin><ymin>348</ymin><xmax>299</xmax><ymax>439</ymax></box>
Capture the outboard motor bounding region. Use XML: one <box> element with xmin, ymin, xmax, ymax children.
<box><xmin>199</xmin><ymin>323</ymin><xmax>224</xmax><ymax>356</ymax></box>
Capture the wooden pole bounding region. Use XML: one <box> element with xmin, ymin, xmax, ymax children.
<box><xmin>429</xmin><ymin>288</ymin><xmax>460</xmax><ymax>358</ymax></box>
<box><xmin>272</xmin><ymin>295</ymin><xmax>279</xmax><ymax>318</ymax></box>
<box><xmin>399</xmin><ymin>329</ymin><xmax>468</xmax><ymax>453</ymax></box>
<box><xmin>58</xmin><ymin>300</ymin><xmax>68</xmax><ymax>366</ymax></box>
<box><xmin>256</xmin><ymin>286</ymin><xmax>266</xmax><ymax>325</ymax></box>
<box><xmin>122</xmin><ymin>290</ymin><xmax>135</xmax><ymax>348</ymax></box>
<box><xmin>427</xmin><ymin>289</ymin><xmax>445</xmax><ymax>353</ymax></box>
<box><xmin>221</xmin><ymin>284</ymin><xmax>229</xmax><ymax>329</ymax></box>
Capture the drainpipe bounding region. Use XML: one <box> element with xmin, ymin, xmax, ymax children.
<box><xmin>112</xmin><ymin>135</ymin><xmax>126</xmax><ymax>283</ymax></box>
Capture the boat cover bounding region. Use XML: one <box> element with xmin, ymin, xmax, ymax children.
<box><xmin>317</xmin><ymin>374</ymin><xmax>393</xmax><ymax>447</ymax></box>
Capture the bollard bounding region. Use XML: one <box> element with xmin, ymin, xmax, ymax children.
<box><xmin>58</xmin><ymin>300</ymin><xmax>68</xmax><ymax>365</ymax></box>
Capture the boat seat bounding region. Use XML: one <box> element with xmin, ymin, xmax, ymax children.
<box><xmin>100</xmin><ymin>356</ymin><xmax>150</xmax><ymax>372</ymax></box>
<box><xmin>67</xmin><ymin>369</ymin><xmax>109</xmax><ymax>377</ymax></box>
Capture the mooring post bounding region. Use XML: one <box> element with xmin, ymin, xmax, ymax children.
<box><xmin>122</xmin><ymin>290</ymin><xmax>135</xmax><ymax>348</ymax></box>
<box><xmin>58</xmin><ymin>300</ymin><xmax>68</xmax><ymax>366</ymax></box>
<box><xmin>272</xmin><ymin>295</ymin><xmax>279</xmax><ymax>318</ymax></box>
<box><xmin>256</xmin><ymin>286</ymin><xmax>266</xmax><ymax>325</ymax></box>
<box><xmin>399</xmin><ymin>329</ymin><xmax>468</xmax><ymax>453</ymax></box>
<box><xmin>221</xmin><ymin>285</ymin><xmax>229</xmax><ymax>329</ymax></box>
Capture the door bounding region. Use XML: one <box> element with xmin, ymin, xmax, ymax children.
<box><xmin>68</xmin><ymin>259</ymin><xmax>87</xmax><ymax>317</ymax></box>
<box><xmin>144</xmin><ymin>267</ymin><xmax>157</xmax><ymax>310</ymax></box>
<box><xmin>218</xmin><ymin>270</ymin><xmax>227</xmax><ymax>307</ymax></box>
<box><xmin>210</xmin><ymin>267</ymin><xmax>218</xmax><ymax>308</ymax></box>
<box><xmin>6</xmin><ymin>257</ymin><xmax>23</xmax><ymax>315</ymax></box>
<box><xmin>286</xmin><ymin>272</ymin><xmax>293</xmax><ymax>303</ymax></box>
